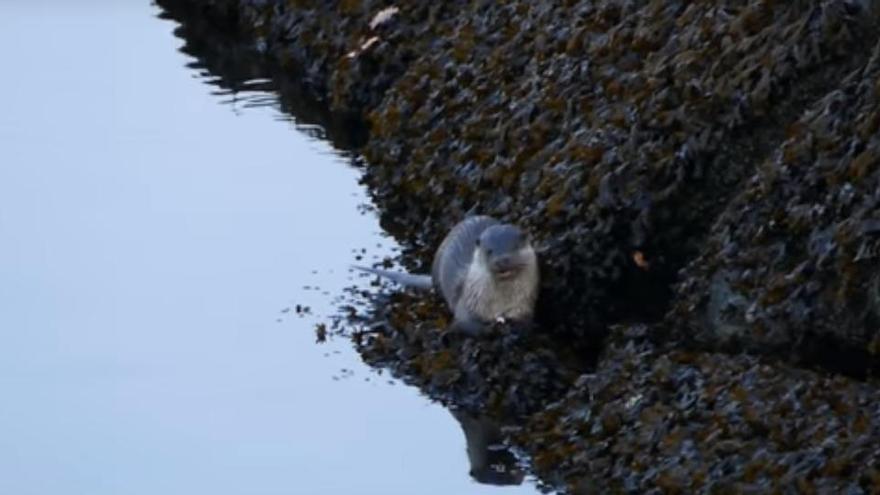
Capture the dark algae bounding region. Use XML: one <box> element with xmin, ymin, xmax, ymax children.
<box><xmin>671</xmin><ymin>40</ymin><xmax>880</xmax><ymax>378</ymax></box>
<box><xmin>518</xmin><ymin>324</ymin><xmax>880</xmax><ymax>493</ymax></box>
<box><xmin>158</xmin><ymin>0</ymin><xmax>880</xmax><ymax>492</ymax></box>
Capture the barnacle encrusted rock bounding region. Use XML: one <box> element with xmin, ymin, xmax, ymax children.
<box><xmin>353</xmin><ymin>291</ymin><xmax>583</xmax><ymax>418</ymax></box>
<box><xmin>670</xmin><ymin>39</ymin><xmax>880</xmax><ymax>376</ymax></box>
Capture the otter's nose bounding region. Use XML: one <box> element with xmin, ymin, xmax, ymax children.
<box><xmin>491</xmin><ymin>256</ymin><xmax>518</xmax><ymax>274</ymax></box>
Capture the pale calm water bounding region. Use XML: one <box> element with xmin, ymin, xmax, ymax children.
<box><xmin>0</xmin><ymin>2</ymin><xmax>538</xmax><ymax>494</ymax></box>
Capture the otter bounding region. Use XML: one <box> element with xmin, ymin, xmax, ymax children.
<box><xmin>354</xmin><ymin>215</ymin><xmax>539</xmax><ymax>334</ymax></box>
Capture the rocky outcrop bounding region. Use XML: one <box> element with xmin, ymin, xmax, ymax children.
<box><xmin>363</xmin><ymin>1</ymin><xmax>880</xmax><ymax>341</ymax></box>
<box><xmin>157</xmin><ymin>0</ymin><xmax>880</xmax><ymax>492</ymax></box>
<box><xmin>518</xmin><ymin>324</ymin><xmax>880</xmax><ymax>493</ymax></box>
<box><xmin>670</xmin><ymin>41</ymin><xmax>880</xmax><ymax>377</ymax></box>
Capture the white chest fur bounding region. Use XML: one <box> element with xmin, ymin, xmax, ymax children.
<box><xmin>461</xmin><ymin>250</ymin><xmax>539</xmax><ymax>322</ymax></box>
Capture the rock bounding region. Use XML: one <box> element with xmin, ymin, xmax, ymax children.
<box><xmin>671</xmin><ymin>40</ymin><xmax>880</xmax><ymax>377</ymax></box>
<box><xmin>516</xmin><ymin>324</ymin><xmax>880</xmax><ymax>494</ymax></box>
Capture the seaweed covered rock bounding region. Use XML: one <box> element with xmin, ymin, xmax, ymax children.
<box><xmin>160</xmin><ymin>0</ymin><xmax>472</xmax><ymax>114</ymax></box>
<box><xmin>516</xmin><ymin>324</ymin><xmax>880</xmax><ymax>493</ymax></box>
<box><xmin>157</xmin><ymin>0</ymin><xmax>880</xmax><ymax>340</ymax></box>
<box><xmin>355</xmin><ymin>291</ymin><xmax>584</xmax><ymax>417</ymax></box>
<box><xmin>362</xmin><ymin>0</ymin><xmax>879</xmax><ymax>338</ymax></box>
<box><xmin>670</xmin><ymin>39</ymin><xmax>880</xmax><ymax>376</ymax></box>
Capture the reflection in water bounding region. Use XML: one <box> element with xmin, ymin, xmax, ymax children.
<box><xmin>156</xmin><ymin>0</ymin><xmax>367</xmax><ymax>151</ymax></box>
<box><xmin>452</xmin><ymin>409</ymin><xmax>526</xmax><ymax>486</ymax></box>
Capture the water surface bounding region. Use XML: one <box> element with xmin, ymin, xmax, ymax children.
<box><xmin>0</xmin><ymin>3</ymin><xmax>538</xmax><ymax>494</ymax></box>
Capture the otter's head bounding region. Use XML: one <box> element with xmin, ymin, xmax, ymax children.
<box><xmin>475</xmin><ymin>224</ymin><xmax>536</xmax><ymax>282</ymax></box>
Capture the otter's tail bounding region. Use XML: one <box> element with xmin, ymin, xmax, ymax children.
<box><xmin>351</xmin><ymin>265</ymin><xmax>434</xmax><ymax>290</ymax></box>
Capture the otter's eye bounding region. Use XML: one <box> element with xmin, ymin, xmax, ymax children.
<box><xmin>475</xmin><ymin>239</ymin><xmax>480</xmax><ymax>246</ymax></box>
<box><xmin>486</xmin><ymin>249</ymin><xmax>493</xmax><ymax>256</ymax></box>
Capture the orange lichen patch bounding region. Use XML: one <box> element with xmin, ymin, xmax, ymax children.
<box><xmin>633</xmin><ymin>250</ymin><xmax>650</xmax><ymax>270</ymax></box>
